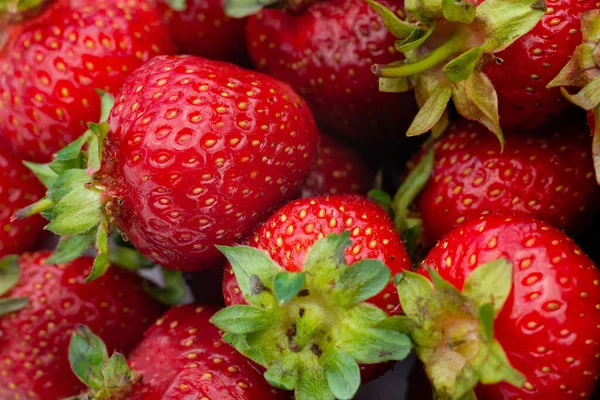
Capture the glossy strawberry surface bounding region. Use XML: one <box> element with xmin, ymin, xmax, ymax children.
<box><xmin>0</xmin><ymin>252</ymin><xmax>163</xmax><ymax>400</ymax></box>
<box><xmin>416</xmin><ymin>119</ymin><xmax>598</xmax><ymax>246</ymax></box>
<box><xmin>245</xmin><ymin>0</ymin><xmax>418</xmax><ymax>146</ymax></box>
<box><xmin>154</xmin><ymin>0</ymin><xmax>248</xmax><ymax>62</ymax></box>
<box><xmin>421</xmin><ymin>215</ymin><xmax>600</xmax><ymax>399</ymax></box>
<box><xmin>0</xmin><ymin>0</ymin><xmax>173</xmax><ymax>162</ymax></box>
<box><xmin>128</xmin><ymin>304</ymin><xmax>288</xmax><ymax>399</ymax></box>
<box><xmin>101</xmin><ymin>55</ymin><xmax>318</xmax><ymax>271</ymax></box>
<box><xmin>0</xmin><ymin>150</ymin><xmax>46</xmax><ymax>257</ymax></box>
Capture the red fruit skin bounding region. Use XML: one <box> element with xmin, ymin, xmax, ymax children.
<box><xmin>102</xmin><ymin>55</ymin><xmax>318</xmax><ymax>271</ymax></box>
<box><xmin>421</xmin><ymin>215</ymin><xmax>600</xmax><ymax>399</ymax></box>
<box><xmin>154</xmin><ymin>0</ymin><xmax>248</xmax><ymax>63</ymax></box>
<box><xmin>0</xmin><ymin>252</ymin><xmax>163</xmax><ymax>400</ymax></box>
<box><xmin>0</xmin><ymin>150</ymin><xmax>46</xmax><ymax>257</ymax></box>
<box><xmin>299</xmin><ymin>133</ymin><xmax>375</xmax><ymax>198</ymax></box>
<box><xmin>481</xmin><ymin>0</ymin><xmax>596</xmax><ymax>129</ymax></box>
<box><xmin>245</xmin><ymin>0</ymin><xmax>418</xmax><ymax>146</ymax></box>
<box><xmin>0</xmin><ymin>0</ymin><xmax>174</xmax><ymax>162</ymax></box>
<box><xmin>223</xmin><ymin>195</ymin><xmax>412</xmax><ymax>381</ymax></box>
<box><xmin>416</xmin><ymin>119</ymin><xmax>598</xmax><ymax>246</ymax></box>
<box><xmin>128</xmin><ymin>304</ymin><xmax>289</xmax><ymax>399</ymax></box>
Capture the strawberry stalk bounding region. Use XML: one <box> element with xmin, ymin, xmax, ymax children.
<box><xmin>210</xmin><ymin>232</ymin><xmax>412</xmax><ymax>400</ymax></box>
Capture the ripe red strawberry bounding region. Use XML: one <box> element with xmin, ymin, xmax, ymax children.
<box><xmin>411</xmin><ymin>118</ymin><xmax>598</xmax><ymax>246</ymax></box>
<box><xmin>66</xmin><ymin>305</ymin><xmax>288</xmax><ymax>399</ymax></box>
<box><xmin>371</xmin><ymin>0</ymin><xmax>595</xmax><ymax>139</ymax></box>
<box><xmin>298</xmin><ymin>133</ymin><xmax>375</xmax><ymax>198</ymax></box>
<box><xmin>397</xmin><ymin>215</ymin><xmax>600</xmax><ymax>399</ymax></box>
<box><xmin>0</xmin><ymin>251</ymin><xmax>163</xmax><ymax>400</ymax></box>
<box><xmin>17</xmin><ymin>55</ymin><xmax>318</xmax><ymax>275</ymax></box>
<box><xmin>0</xmin><ymin>0</ymin><xmax>174</xmax><ymax>162</ymax></box>
<box><xmin>241</xmin><ymin>0</ymin><xmax>418</xmax><ymax>146</ymax></box>
<box><xmin>216</xmin><ymin>194</ymin><xmax>413</xmax><ymax>399</ymax></box>
<box><xmin>0</xmin><ymin>150</ymin><xmax>46</xmax><ymax>257</ymax></box>
<box><xmin>153</xmin><ymin>0</ymin><xmax>248</xmax><ymax>63</ymax></box>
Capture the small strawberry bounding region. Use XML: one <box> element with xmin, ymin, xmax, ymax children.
<box><xmin>215</xmin><ymin>194</ymin><xmax>413</xmax><ymax>399</ymax></box>
<box><xmin>0</xmin><ymin>251</ymin><xmax>163</xmax><ymax>400</ymax></box>
<box><xmin>0</xmin><ymin>150</ymin><xmax>46</xmax><ymax>257</ymax></box>
<box><xmin>229</xmin><ymin>0</ymin><xmax>418</xmax><ymax>146</ymax></box>
<box><xmin>153</xmin><ymin>0</ymin><xmax>248</xmax><ymax>63</ymax></box>
<box><xmin>66</xmin><ymin>305</ymin><xmax>288</xmax><ymax>399</ymax></box>
<box><xmin>299</xmin><ymin>133</ymin><xmax>375</xmax><ymax>198</ymax></box>
<box><xmin>396</xmin><ymin>215</ymin><xmax>600</xmax><ymax>399</ymax></box>
<box><xmin>16</xmin><ymin>55</ymin><xmax>318</xmax><ymax>276</ymax></box>
<box><xmin>370</xmin><ymin>0</ymin><xmax>595</xmax><ymax>140</ymax></box>
<box><xmin>0</xmin><ymin>0</ymin><xmax>174</xmax><ymax>162</ymax></box>
<box><xmin>407</xmin><ymin>118</ymin><xmax>598</xmax><ymax>246</ymax></box>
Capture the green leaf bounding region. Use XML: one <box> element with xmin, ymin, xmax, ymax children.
<box><xmin>479</xmin><ymin>302</ymin><xmax>495</xmax><ymax>341</ymax></box>
<box><xmin>224</xmin><ymin>0</ymin><xmax>280</xmax><ymax>18</ymax></box>
<box><xmin>303</xmin><ymin>232</ymin><xmax>352</xmax><ymax>283</ymax></box>
<box><xmin>46</xmin><ymin>169</ymin><xmax>92</xmax><ymax>203</ymax></box>
<box><xmin>365</xmin><ymin>0</ymin><xmax>415</xmax><ymax>39</ymax></box>
<box><xmin>216</xmin><ymin>245</ymin><xmax>279</xmax><ymax>307</ymax></box>
<box><xmin>273</xmin><ymin>271</ymin><xmax>306</xmax><ymax>305</ymax></box>
<box><xmin>462</xmin><ymin>258</ymin><xmax>513</xmax><ymax>314</ymax></box>
<box><xmin>0</xmin><ymin>298</ymin><xmax>28</xmax><ymax>317</ymax></box>
<box><xmin>46</xmin><ymin>185</ymin><xmax>102</xmax><ymax>236</ymax></box>
<box><xmin>396</xmin><ymin>271</ymin><xmax>435</xmax><ymax>321</ymax></box>
<box><xmin>426</xmin><ymin>267</ymin><xmax>462</xmax><ymax>299</ymax></box>
<box><xmin>87</xmin><ymin>122</ymin><xmax>109</xmax><ymax>176</ymax></box>
<box><xmin>46</xmin><ymin>231</ymin><xmax>96</xmax><ymax>265</ymax></box>
<box><xmin>85</xmin><ymin>223</ymin><xmax>110</xmax><ymax>282</ymax></box>
<box><xmin>479</xmin><ymin>340</ymin><xmax>526</xmax><ymax>387</ymax></box>
<box><xmin>375</xmin><ymin>315</ymin><xmax>418</xmax><ymax>334</ymax></box>
<box><xmin>165</xmin><ymin>0</ymin><xmax>187</xmax><ymax>11</ymax></box>
<box><xmin>324</xmin><ymin>350</ymin><xmax>361</xmax><ymax>400</ymax></box>
<box><xmin>444</xmin><ymin>46</ymin><xmax>484</xmax><ymax>83</ymax></box>
<box><xmin>210</xmin><ymin>305</ymin><xmax>273</xmax><ymax>334</ymax></box>
<box><xmin>296</xmin><ymin>362</ymin><xmax>335</xmax><ymax>400</ymax></box>
<box><xmin>442</xmin><ymin>0</ymin><xmax>475</xmax><ymax>23</ymax></box>
<box><xmin>561</xmin><ymin>79</ymin><xmax>600</xmax><ymax>111</ymax></box>
<box><xmin>102</xmin><ymin>352</ymin><xmax>133</xmax><ymax>389</ymax></box>
<box><xmin>49</xmin><ymin>131</ymin><xmax>91</xmax><ymax>174</ymax></box>
<box><xmin>333</xmin><ymin>259</ymin><xmax>391</xmax><ymax>307</ymax></box>
<box><xmin>69</xmin><ymin>324</ymin><xmax>108</xmax><ymax>391</ymax></box>
<box><xmin>338</xmin><ymin>327</ymin><xmax>412</xmax><ymax>364</ymax></box>
<box><xmin>396</xmin><ymin>25</ymin><xmax>435</xmax><ymax>53</ymax></box>
<box><xmin>406</xmin><ymin>84</ymin><xmax>452</xmax><ymax>137</ymax></box>
<box><xmin>264</xmin><ymin>358</ymin><xmax>300</xmax><ymax>391</ymax></box>
<box><xmin>0</xmin><ymin>255</ymin><xmax>20</xmax><ymax>296</ymax></box>
<box><xmin>23</xmin><ymin>161</ymin><xmax>58</xmax><ymax>188</ymax></box>
<box><xmin>144</xmin><ymin>269</ymin><xmax>186</xmax><ymax>305</ymax></box>
<box><xmin>222</xmin><ymin>332</ymin><xmax>268</xmax><ymax>366</ymax></box>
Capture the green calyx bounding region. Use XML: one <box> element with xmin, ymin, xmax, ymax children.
<box><xmin>14</xmin><ymin>91</ymin><xmax>114</xmax><ymax>282</ymax></box>
<box><xmin>370</xmin><ymin>0</ymin><xmax>546</xmax><ymax>141</ymax></box>
<box><xmin>210</xmin><ymin>232</ymin><xmax>412</xmax><ymax>400</ymax></box>
<box><xmin>0</xmin><ymin>255</ymin><xmax>28</xmax><ymax>317</ymax></box>
<box><xmin>67</xmin><ymin>325</ymin><xmax>136</xmax><ymax>400</ymax></box>
<box><xmin>0</xmin><ymin>0</ymin><xmax>51</xmax><ymax>27</ymax></box>
<box><xmin>395</xmin><ymin>259</ymin><xmax>525</xmax><ymax>399</ymax></box>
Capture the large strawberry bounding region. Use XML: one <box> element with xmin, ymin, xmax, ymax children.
<box><xmin>0</xmin><ymin>0</ymin><xmax>174</xmax><ymax>162</ymax></box>
<box><xmin>407</xmin><ymin>118</ymin><xmax>598</xmax><ymax>246</ymax></box>
<box><xmin>0</xmin><ymin>251</ymin><xmax>163</xmax><ymax>400</ymax></box>
<box><xmin>16</xmin><ymin>55</ymin><xmax>318</xmax><ymax>276</ymax></box>
<box><xmin>215</xmin><ymin>194</ymin><xmax>413</xmax><ymax>399</ymax></box>
<box><xmin>67</xmin><ymin>304</ymin><xmax>288</xmax><ymax>399</ymax></box>
<box><xmin>153</xmin><ymin>0</ymin><xmax>248</xmax><ymax>63</ymax></box>
<box><xmin>0</xmin><ymin>149</ymin><xmax>46</xmax><ymax>257</ymax></box>
<box><xmin>396</xmin><ymin>215</ymin><xmax>600</xmax><ymax>399</ymax></box>
<box><xmin>228</xmin><ymin>0</ymin><xmax>418</xmax><ymax>146</ymax></box>
<box><xmin>370</xmin><ymin>0</ymin><xmax>594</xmax><ymax>140</ymax></box>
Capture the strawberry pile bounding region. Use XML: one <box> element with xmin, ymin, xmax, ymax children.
<box><xmin>1</xmin><ymin>0</ymin><xmax>600</xmax><ymax>399</ymax></box>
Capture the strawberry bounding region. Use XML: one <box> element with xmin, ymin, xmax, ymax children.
<box><xmin>0</xmin><ymin>251</ymin><xmax>163</xmax><ymax>400</ymax></box>
<box><xmin>153</xmin><ymin>0</ymin><xmax>248</xmax><ymax>63</ymax></box>
<box><xmin>0</xmin><ymin>0</ymin><xmax>174</xmax><ymax>162</ymax></box>
<box><xmin>215</xmin><ymin>194</ymin><xmax>413</xmax><ymax>399</ymax></box>
<box><xmin>409</xmin><ymin>118</ymin><xmax>598</xmax><ymax>246</ymax></box>
<box><xmin>16</xmin><ymin>55</ymin><xmax>318</xmax><ymax>276</ymax></box>
<box><xmin>396</xmin><ymin>215</ymin><xmax>600</xmax><ymax>399</ymax></box>
<box><xmin>66</xmin><ymin>304</ymin><xmax>288</xmax><ymax>399</ymax></box>
<box><xmin>298</xmin><ymin>132</ymin><xmax>375</xmax><ymax>198</ymax></box>
<box><xmin>233</xmin><ymin>0</ymin><xmax>418</xmax><ymax>146</ymax></box>
<box><xmin>370</xmin><ymin>0</ymin><xmax>595</xmax><ymax>140</ymax></box>
<box><xmin>0</xmin><ymin>150</ymin><xmax>46</xmax><ymax>257</ymax></box>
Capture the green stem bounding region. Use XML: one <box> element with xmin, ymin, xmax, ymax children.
<box><xmin>12</xmin><ymin>197</ymin><xmax>54</xmax><ymax>220</ymax></box>
<box><xmin>373</xmin><ymin>33</ymin><xmax>465</xmax><ymax>78</ymax></box>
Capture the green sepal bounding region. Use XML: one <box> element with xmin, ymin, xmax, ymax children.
<box><xmin>324</xmin><ymin>350</ymin><xmax>361</xmax><ymax>400</ymax></box>
<box><xmin>404</xmin><ymin>0</ymin><xmax>443</xmax><ymax>26</ymax></box>
<box><xmin>264</xmin><ymin>357</ymin><xmax>300</xmax><ymax>391</ymax></box>
<box><xmin>479</xmin><ymin>302</ymin><xmax>495</xmax><ymax>341</ymax></box>
<box><xmin>165</xmin><ymin>0</ymin><xmax>187</xmax><ymax>11</ymax></box>
<box><xmin>338</xmin><ymin>324</ymin><xmax>412</xmax><ymax>363</ymax></box>
<box><xmin>379</xmin><ymin>76</ymin><xmax>414</xmax><ymax>93</ymax></box>
<box><xmin>333</xmin><ymin>259</ymin><xmax>391</xmax><ymax>308</ymax></box>
<box><xmin>210</xmin><ymin>305</ymin><xmax>274</xmax><ymax>334</ymax></box>
<box><xmin>0</xmin><ymin>298</ymin><xmax>28</xmax><ymax>317</ymax></box>
<box><xmin>224</xmin><ymin>0</ymin><xmax>280</xmax><ymax>18</ymax></box>
<box><xmin>365</xmin><ymin>0</ymin><xmax>415</xmax><ymax>39</ymax></box>
<box><xmin>87</xmin><ymin>122</ymin><xmax>109</xmax><ymax>176</ymax></box>
<box><xmin>108</xmin><ymin>244</ymin><xmax>154</xmax><ymax>271</ymax></box>
<box><xmin>303</xmin><ymin>232</ymin><xmax>352</xmax><ymax>285</ymax></box>
<box><xmin>274</xmin><ymin>271</ymin><xmax>306</xmax><ymax>305</ymax></box>
<box><xmin>462</xmin><ymin>258</ymin><xmax>512</xmax><ymax>314</ymax></box>
<box><xmin>396</xmin><ymin>26</ymin><xmax>435</xmax><ymax>54</ymax></box>
<box><xmin>444</xmin><ymin>46</ymin><xmax>484</xmax><ymax>83</ymax></box>
<box><xmin>559</xmin><ymin>80</ymin><xmax>600</xmax><ymax>110</ymax></box>
<box><xmin>296</xmin><ymin>361</ymin><xmax>335</xmax><ymax>400</ymax></box>
<box><xmin>96</xmin><ymin>89</ymin><xmax>114</xmax><ymax>122</ymax></box>
<box><xmin>375</xmin><ymin>315</ymin><xmax>418</xmax><ymax>334</ymax></box>
<box><xmin>396</xmin><ymin>270</ymin><xmax>437</xmax><ymax>323</ymax></box>
<box><xmin>442</xmin><ymin>0</ymin><xmax>475</xmax><ymax>23</ymax></box>
<box><xmin>69</xmin><ymin>324</ymin><xmax>109</xmax><ymax>391</ymax></box>
<box><xmin>85</xmin><ymin>223</ymin><xmax>109</xmax><ymax>282</ymax></box>
<box><xmin>222</xmin><ymin>332</ymin><xmax>269</xmax><ymax>366</ymax></box>
<box><xmin>45</xmin><ymin>184</ymin><xmax>101</xmax><ymax>236</ymax></box>
<box><xmin>102</xmin><ymin>353</ymin><xmax>134</xmax><ymax>390</ymax></box>
<box><xmin>144</xmin><ymin>268</ymin><xmax>186</xmax><ymax>305</ymax></box>
<box><xmin>46</xmin><ymin>230</ymin><xmax>97</xmax><ymax>265</ymax></box>
<box><xmin>367</xmin><ymin>188</ymin><xmax>392</xmax><ymax>215</ymax></box>
<box><xmin>23</xmin><ymin>161</ymin><xmax>58</xmax><ymax>188</ymax></box>
<box><xmin>479</xmin><ymin>340</ymin><xmax>526</xmax><ymax>387</ymax></box>
<box><xmin>406</xmin><ymin>84</ymin><xmax>451</xmax><ymax>137</ymax></box>
<box><xmin>0</xmin><ymin>255</ymin><xmax>20</xmax><ymax>296</ymax></box>
<box><xmin>49</xmin><ymin>132</ymin><xmax>90</xmax><ymax>175</ymax></box>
